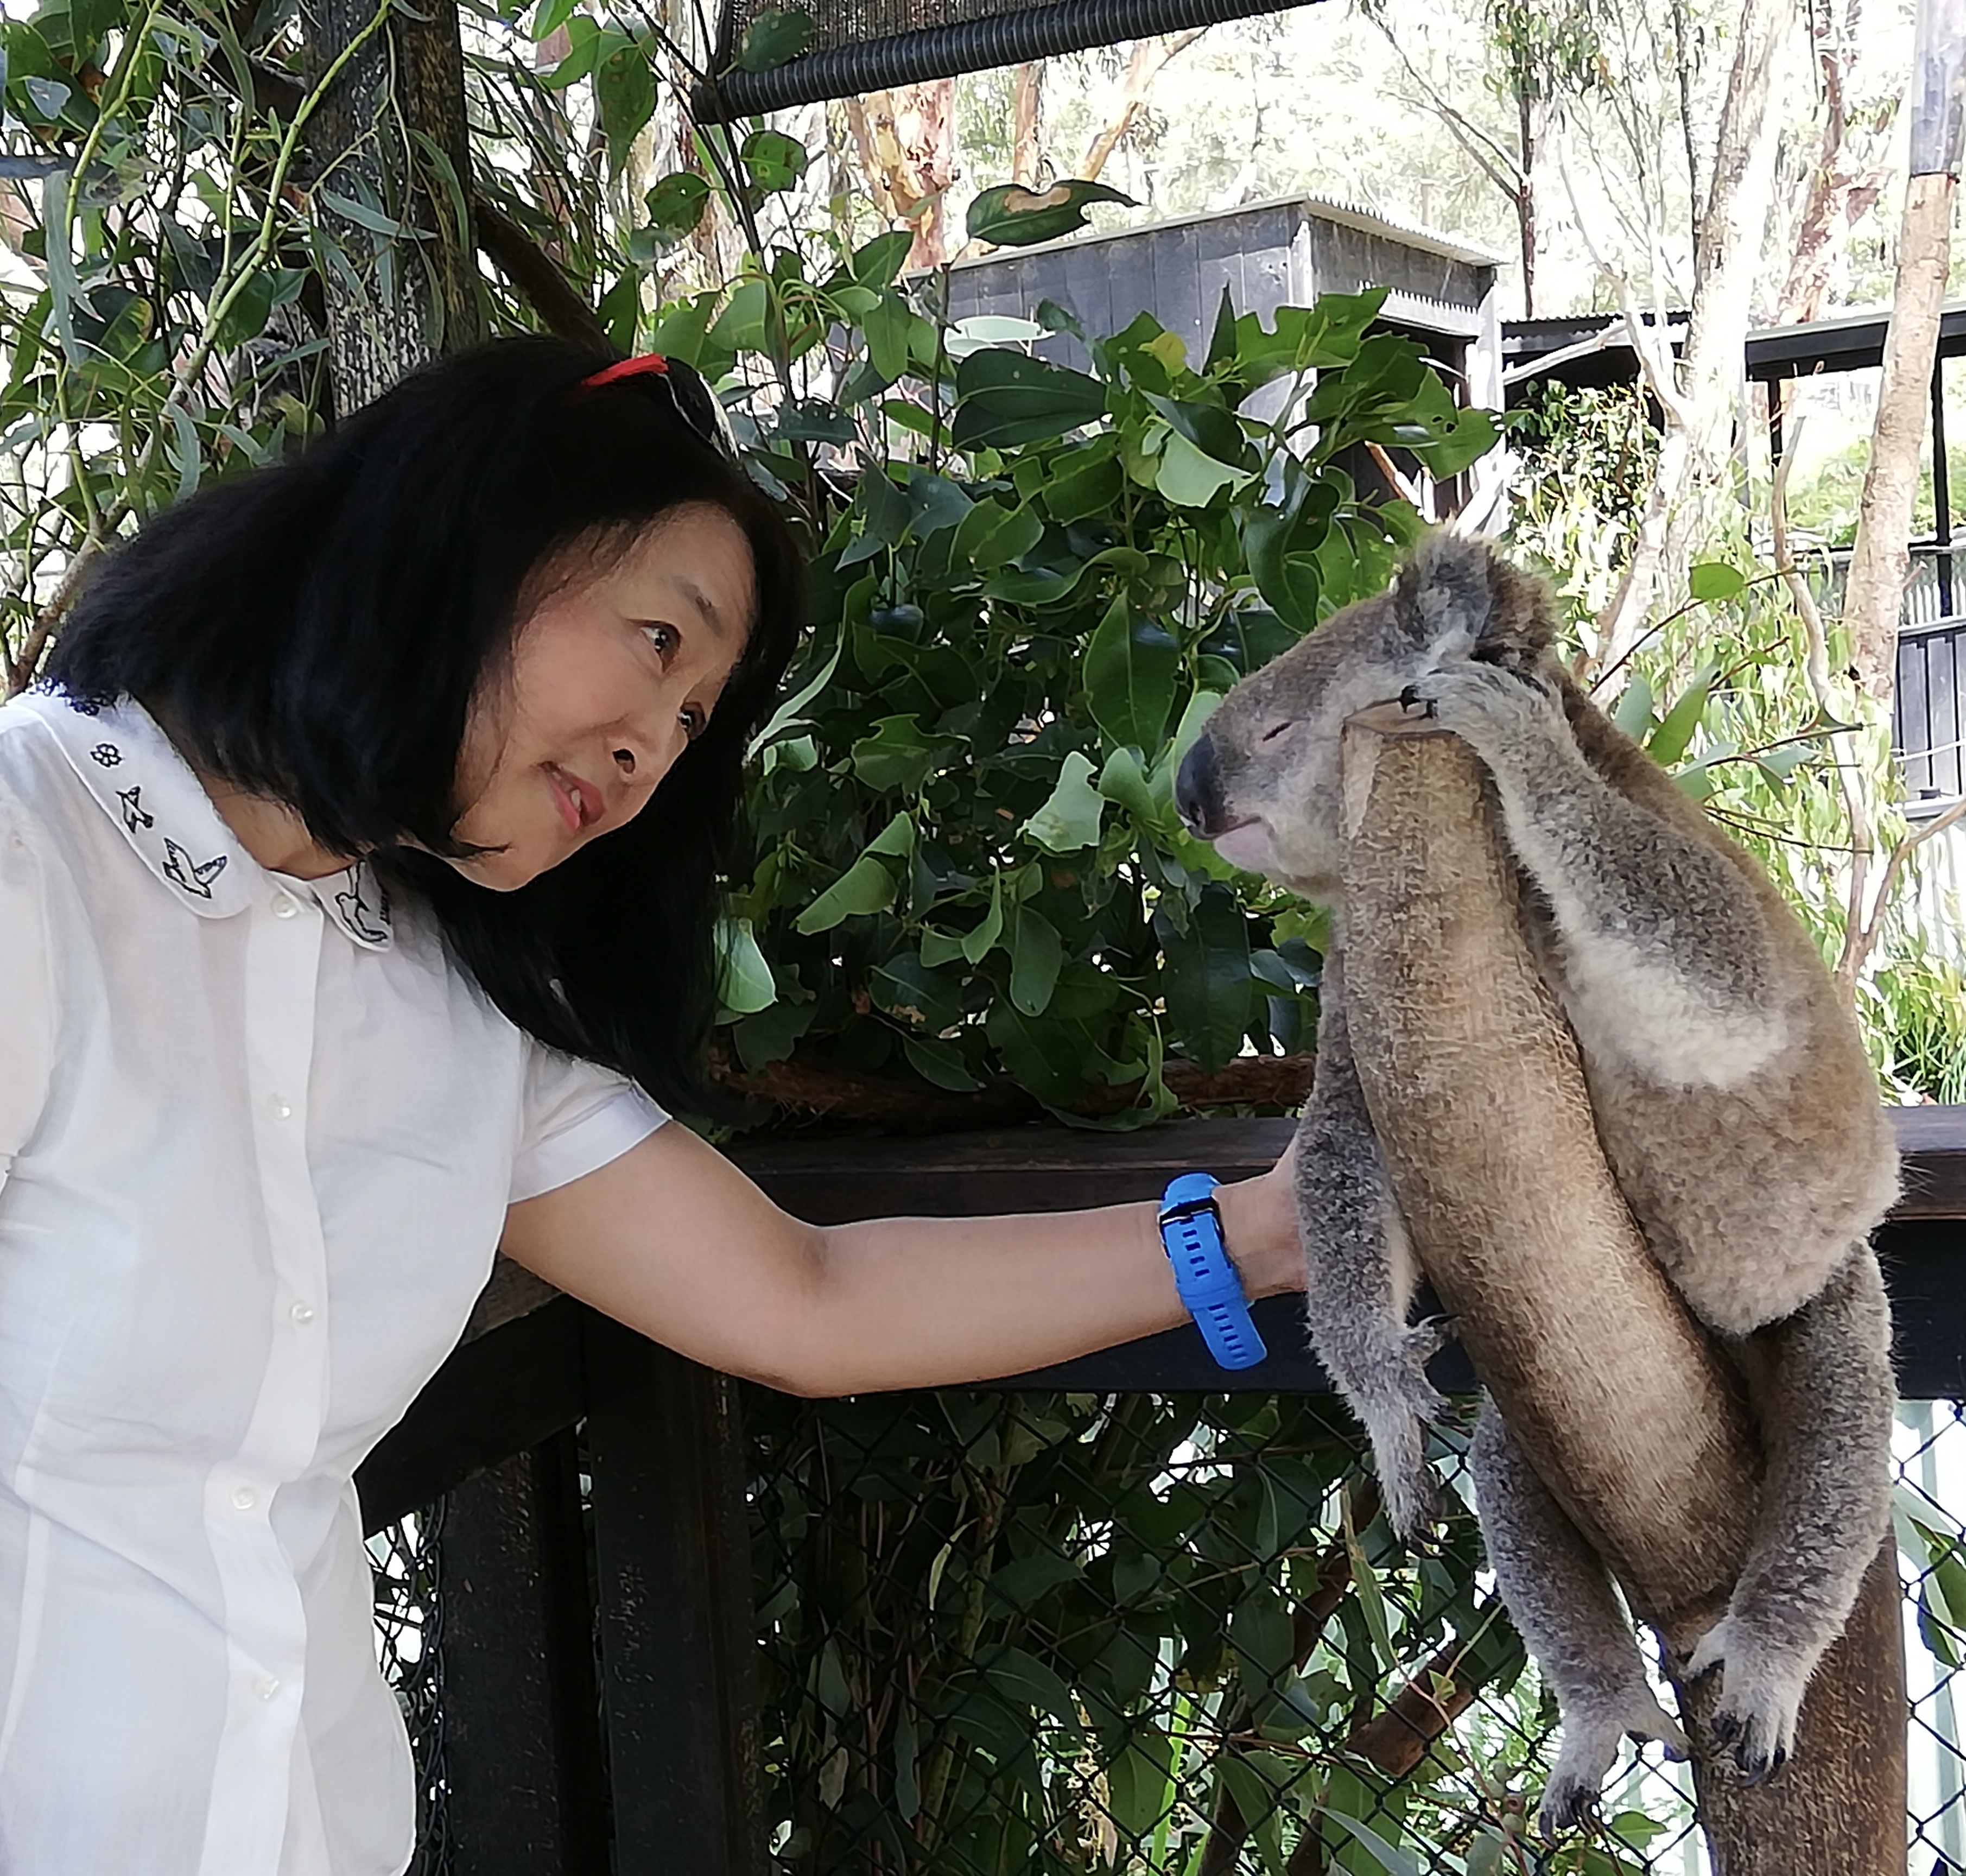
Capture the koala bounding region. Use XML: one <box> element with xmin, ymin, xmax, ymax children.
<box><xmin>1175</xmin><ymin>533</ymin><xmax>1899</xmax><ymax>1835</ymax></box>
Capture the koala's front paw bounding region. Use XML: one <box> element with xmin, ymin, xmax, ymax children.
<box><xmin>1399</xmin><ymin>661</ymin><xmax>1562</xmax><ymax>762</ymax></box>
<box><xmin>1538</xmin><ymin>1691</ymin><xmax>1690</xmax><ymax>1840</ymax></box>
<box><xmin>1685</xmin><ymin>1615</ymin><xmax>1805</xmax><ymax>1785</ymax></box>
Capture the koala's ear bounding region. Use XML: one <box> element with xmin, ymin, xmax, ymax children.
<box><xmin>1393</xmin><ymin>534</ymin><xmax>1558</xmax><ymax>670</ymax></box>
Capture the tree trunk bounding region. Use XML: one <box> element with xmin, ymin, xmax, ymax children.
<box><xmin>1336</xmin><ymin>706</ymin><xmax>1906</xmax><ymax>1872</ymax></box>
<box><xmin>301</xmin><ymin>0</ymin><xmax>485</xmax><ymax>411</ymax></box>
<box><xmin>1593</xmin><ymin>0</ymin><xmax>1793</xmax><ymax>674</ymax></box>
<box><xmin>1778</xmin><ymin>0</ymin><xmax>1892</xmax><ymax>325</ymax></box>
<box><xmin>846</xmin><ymin>81</ymin><xmax>956</xmax><ymax>269</ymax></box>
<box><xmin>1077</xmin><ymin>30</ymin><xmax>1206</xmax><ymax>184</ymax></box>
<box><xmin>1515</xmin><ymin>83</ymin><xmax>1536</xmax><ymax>319</ymax></box>
<box><xmin>1844</xmin><ymin>0</ymin><xmax>1966</xmax><ymax>701</ymax></box>
<box><xmin>1011</xmin><ymin>63</ymin><xmax>1043</xmax><ymax>189</ymax></box>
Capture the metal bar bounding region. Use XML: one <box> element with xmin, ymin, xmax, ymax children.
<box><xmin>358</xmin><ymin>1295</ymin><xmax>586</xmax><ymax>1533</ymax></box>
<box><xmin>440</xmin><ymin>1431</ymin><xmax>611</xmax><ymax>1876</ymax></box>
<box><xmin>1935</xmin><ymin>357</ymin><xmax>1955</xmax><ymax>614</ymax></box>
<box><xmin>693</xmin><ymin>0</ymin><xmax>1320</xmax><ymax>119</ymax></box>
<box><xmin>581</xmin><ymin>1309</ymin><xmax>768</xmax><ymax>1876</ymax></box>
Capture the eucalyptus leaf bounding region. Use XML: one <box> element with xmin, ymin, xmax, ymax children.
<box><xmin>965</xmin><ymin>178</ymin><xmax>1135</xmax><ymax>247</ymax></box>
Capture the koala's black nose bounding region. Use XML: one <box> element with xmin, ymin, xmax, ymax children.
<box><xmin>1175</xmin><ymin>733</ymin><xmax>1219</xmax><ymax>833</ymax></box>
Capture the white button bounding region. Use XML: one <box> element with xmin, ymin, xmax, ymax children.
<box><xmin>253</xmin><ymin>1676</ymin><xmax>281</xmax><ymax>1702</ymax></box>
<box><xmin>271</xmin><ymin>893</ymin><xmax>299</xmax><ymax>919</ymax></box>
<box><xmin>231</xmin><ymin>1485</ymin><xmax>257</xmax><ymax>1511</ymax></box>
<box><xmin>267</xmin><ymin>1096</ymin><xmax>292</xmax><ymax>1121</ymax></box>
<box><xmin>289</xmin><ymin>1300</ymin><xmax>315</xmax><ymax>1326</ymax></box>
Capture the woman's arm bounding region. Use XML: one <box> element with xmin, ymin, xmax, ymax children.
<box><xmin>498</xmin><ymin>1123</ymin><xmax>1303</xmax><ymax>1396</ymax></box>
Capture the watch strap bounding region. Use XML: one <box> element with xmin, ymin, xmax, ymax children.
<box><xmin>1157</xmin><ymin>1172</ymin><xmax>1268</xmax><ymax>1371</ymax></box>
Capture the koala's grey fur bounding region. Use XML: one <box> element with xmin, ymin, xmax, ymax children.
<box><xmin>1175</xmin><ymin>534</ymin><xmax>1899</xmax><ymax>1836</ymax></box>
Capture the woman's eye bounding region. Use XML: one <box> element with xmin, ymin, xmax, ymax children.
<box><xmin>640</xmin><ymin>622</ymin><xmax>678</xmax><ymax>658</ymax></box>
<box><xmin>679</xmin><ymin>705</ymin><xmax>707</xmax><ymax>742</ymax></box>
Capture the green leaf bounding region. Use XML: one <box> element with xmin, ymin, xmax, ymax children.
<box><xmin>903</xmin><ymin>1035</ymin><xmax>980</xmax><ymax>1091</ymax></box>
<box><xmin>1689</xmin><ymin>560</ymin><xmax>1747</xmax><ymax>603</ymax></box>
<box><xmin>595</xmin><ymin>38</ymin><xmax>655</xmax><ymax>175</ymax></box>
<box><xmin>1098</xmin><ymin>746</ymin><xmax>1163</xmax><ymax>827</ymax></box>
<box><xmin>643</xmin><ymin>172</ymin><xmax>711</xmax><ymax>241</ymax></box>
<box><xmin>714</xmin><ymin>916</ymin><xmax>776</xmax><ymax>1014</ymax></box>
<box><xmin>1104</xmin><ymin>1731</ymin><xmax>1175</xmax><ymax>1839</ymax></box>
<box><xmin>975</xmin><ymin>1644</ymin><xmax>1083</xmax><ymax>1741</ymax></box>
<box><xmin>1009</xmin><ymin>905</ymin><xmax>1063</xmax><ymax>1016</ymax></box>
<box><xmin>952</xmin><ymin>349</ymin><xmax>1106</xmax><ymax>449</ymax></box>
<box><xmin>950</xmin><ymin>497</ymin><xmax>1042</xmax><ymax>572</ymax></box>
<box><xmin>1645</xmin><ymin>663</ymin><xmax>1717</xmax><ymax>768</ymax></box>
<box><xmin>860</xmin><ymin>291</ymin><xmax>918</xmax><ymax>384</ymax></box>
<box><xmin>965</xmin><ymin>178</ymin><xmax>1135</xmax><ymax>246</ymax></box>
<box><xmin>872</xmin><ymin>951</ymin><xmax>962</xmax><ymax>1031</ymax></box>
<box><xmin>793</xmin><ymin>853</ymin><xmax>895</xmax><ymax>933</ymax></box>
<box><xmin>1084</xmin><ymin>597</ymin><xmax>1180</xmax><ymax>751</ymax></box>
<box><xmin>1319</xmin><ymin>1811</ymin><xmax>1425</xmax><ymax>1876</ymax></box>
<box><xmin>1609</xmin><ymin>671</ymin><xmax>1655</xmax><ymax>740</ymax></box>
<box><xmin>741</xmin><ymin>127</ymin><xmax>808</xmax><ymax>194</ymax></box>
<box><xmin>852</xmin><ymin>715</ymin><xmax>953</xmax><ymax>791</ymax></box>
<box><xmin>961</xmin><ymin>874</ymin><xmax>1005</xmax><ymax>964</ymax></box>
<box><xmin>1023</xmin><ymin>751</ymin><xmax>1105</xmax><ymax>852</ymax></box>
<box><xmin>1040</xmin><ymin>438</ymin><xmax>1122</xmax><ymax>523</ymax></box>
<box><xmin>734</xmin><ymin>7</ymin><xmax>811</xmax><ymax>69</ymax></box>
<box><xmin>706</xmin><ymin>277</ymin><xmax>770</xmax><ymax>353</ymax></box>
<box><xmin>1155</xmin><ymin>426</ymin><xmax>1248</xmax><ymax>508</ymax></box>
<box><xmin>1158</xmin><ymin>885</ymin><xmax>1251</xmax><ymax>1071</ymax></box>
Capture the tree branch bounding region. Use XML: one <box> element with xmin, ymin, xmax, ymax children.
<box><xmin>472</xmin><ymin>193</ymin><xmax>609</xmax><ymax>349</ymax></box>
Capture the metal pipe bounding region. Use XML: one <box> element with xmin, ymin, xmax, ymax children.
<box><xmin>693</xmin><ymin>0</ymin><xmax>1320</xmax><ymax>120</ymax></box>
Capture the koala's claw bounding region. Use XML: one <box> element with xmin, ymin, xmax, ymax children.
<box><xmin>1397</xmin><ymin>681</ymin><xmax>1436</xmax><ymax>718</ymax></box>
<box><xmin>1537</xmin><ymin>1691</ymin><xmax>1689</xmax><ymax>1841</ymax></box>
<box><xmin>1683</xmin><ymin>1615</ymin><xmax>1805</xmax><ymax>1783</ymax></box>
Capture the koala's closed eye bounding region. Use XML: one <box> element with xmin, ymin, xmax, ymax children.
<box><xmin>1260</xmin><ymin>721</ymin><xmax>1295</xmax><ymax>744</ymax></box>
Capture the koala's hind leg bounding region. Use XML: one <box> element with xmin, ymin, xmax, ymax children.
<box><xmin>1295</xmin><ymin>949</ymin><xmax>1447</xmax><ymax>1540</ymax></box>
<box><xmin>1470</xmin><ymin>1400</ymin><xmax>1689</xmax><ymax>1838</ymax></box>
<box><xmin>1685</xmin><ymin>1245</ymin><xmax>1895</xmax><ymax>1783</ymax></box>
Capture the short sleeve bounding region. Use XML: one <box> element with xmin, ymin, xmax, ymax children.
<box><xmin>0</xmin><ymin>814</ymin><xmax>54</xmax><ymax>1191</ymax></box>
<box><xmin>510</xmin><ymin>1040</ymin><xmax>668</xmax><ymax>1204</ymax></box>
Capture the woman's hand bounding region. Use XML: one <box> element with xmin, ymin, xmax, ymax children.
<box><xmin>1218</xmin><ymin>1132</ymin><xmax>1305</xmax><ymax>1300</ymax></box>
<box><xmin>500</xmin><ymin>1124</ymin><xmax>1307</xmax><ymax>1397</ymax></box>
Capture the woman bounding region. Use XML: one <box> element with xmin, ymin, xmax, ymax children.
<box><xmin>0</xmin><ymin>337</ymin><xmax>1302</xmax><ymax>1874</ymax></box>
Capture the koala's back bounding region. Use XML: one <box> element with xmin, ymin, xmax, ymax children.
<box><xmin>1536</xmin><ymin>675</ymin><xmax>1898</xmax><ymax>1337</ymax></box>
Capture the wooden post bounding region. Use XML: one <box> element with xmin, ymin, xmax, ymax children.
<box><xmin>581</xmin><ymin>1310</ymin><xmax>768</xmax><ymax>1876</ymax></box>
<box><xmin>1336</xmin><ymin>706</ymin><xmax>1905</xmax><ymax>1872</ymax></box>
<box><xmin>442</xmin><ymin>1431</ymin><xmax>612</xmax><ymax>1875</ymax></box>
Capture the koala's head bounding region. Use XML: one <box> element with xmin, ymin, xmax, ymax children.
<box><xmin>1175</xmin><ymin>534</ymin><xmax>1558</xmax><ymax>899</ymax></box>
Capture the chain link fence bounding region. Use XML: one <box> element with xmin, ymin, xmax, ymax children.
<box><xmin>370</xmin><ymin>1503</ymin><xmax>453</xmax><ymax>1876</ymax></box>
<box><xmin>745</xmin><ymin>1390</ymin><xmax>1966</xmax><ymax>1876</ymax></box>
<box><xmin>368</xmin><ymin>1390</ymin><xmax>1966</xmax><ymax>1874</ymax></box>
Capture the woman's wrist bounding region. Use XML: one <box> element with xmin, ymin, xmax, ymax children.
<box><xmin>1212</xmin><ymin>1160</ymin><xmax>1304</xmax><ymax>1299</ymax></box>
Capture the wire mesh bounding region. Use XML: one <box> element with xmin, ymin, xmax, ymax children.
<box><xmin>370</xmin><ymin>1501</ymin><xmax>453</xmax><ymax>1876</ymax></box>
<box><xmin>747</xmin><ymin>1389</ymin><xmax>1966</xmax><ymax>1876</ymax></box>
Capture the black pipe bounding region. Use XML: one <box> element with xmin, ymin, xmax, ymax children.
<box><xmin>693</xmin><ymin>0</ymin><xmax>1321</xmax><ymax>120</ymax></box>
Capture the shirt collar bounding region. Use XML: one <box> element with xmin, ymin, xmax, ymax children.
<box><xmin>17</xmin><ymin>687</ymin><xmax>394</xmax><ymax>952</ymax></box>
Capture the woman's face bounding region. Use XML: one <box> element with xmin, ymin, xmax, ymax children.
<box><xmin>447</xmin><ymin>501</ymin><xmax>756</xmax><ymax>891</ymax></box>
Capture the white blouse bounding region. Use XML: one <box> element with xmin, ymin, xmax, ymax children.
<box><xmin>0</xmin><ymin>690</ymin><xmax>667</xmax><ymax>1875</ymax></box>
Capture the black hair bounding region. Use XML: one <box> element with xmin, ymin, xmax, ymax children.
<box><xmin>47</xmin><ymin>336</ymin><xmax>806</xmax><ymax>1113</ymax></box>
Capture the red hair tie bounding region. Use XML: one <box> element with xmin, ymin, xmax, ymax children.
<box><xmin>580</xmin><ymin>353</ymin><xmax>671</xmax><ymax>389</ymax></box>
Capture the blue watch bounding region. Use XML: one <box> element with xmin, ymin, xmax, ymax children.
<box><xmin>1158</xmin><ymin>1172</ymin><xmax>1267</xmax><ymax>1371</ymax></box>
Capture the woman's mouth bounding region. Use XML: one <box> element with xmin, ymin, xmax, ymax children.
<box><xmin>545</xmin><ymin>763</ymin><xmax>602</xmax><ymax>834</ymax></box>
